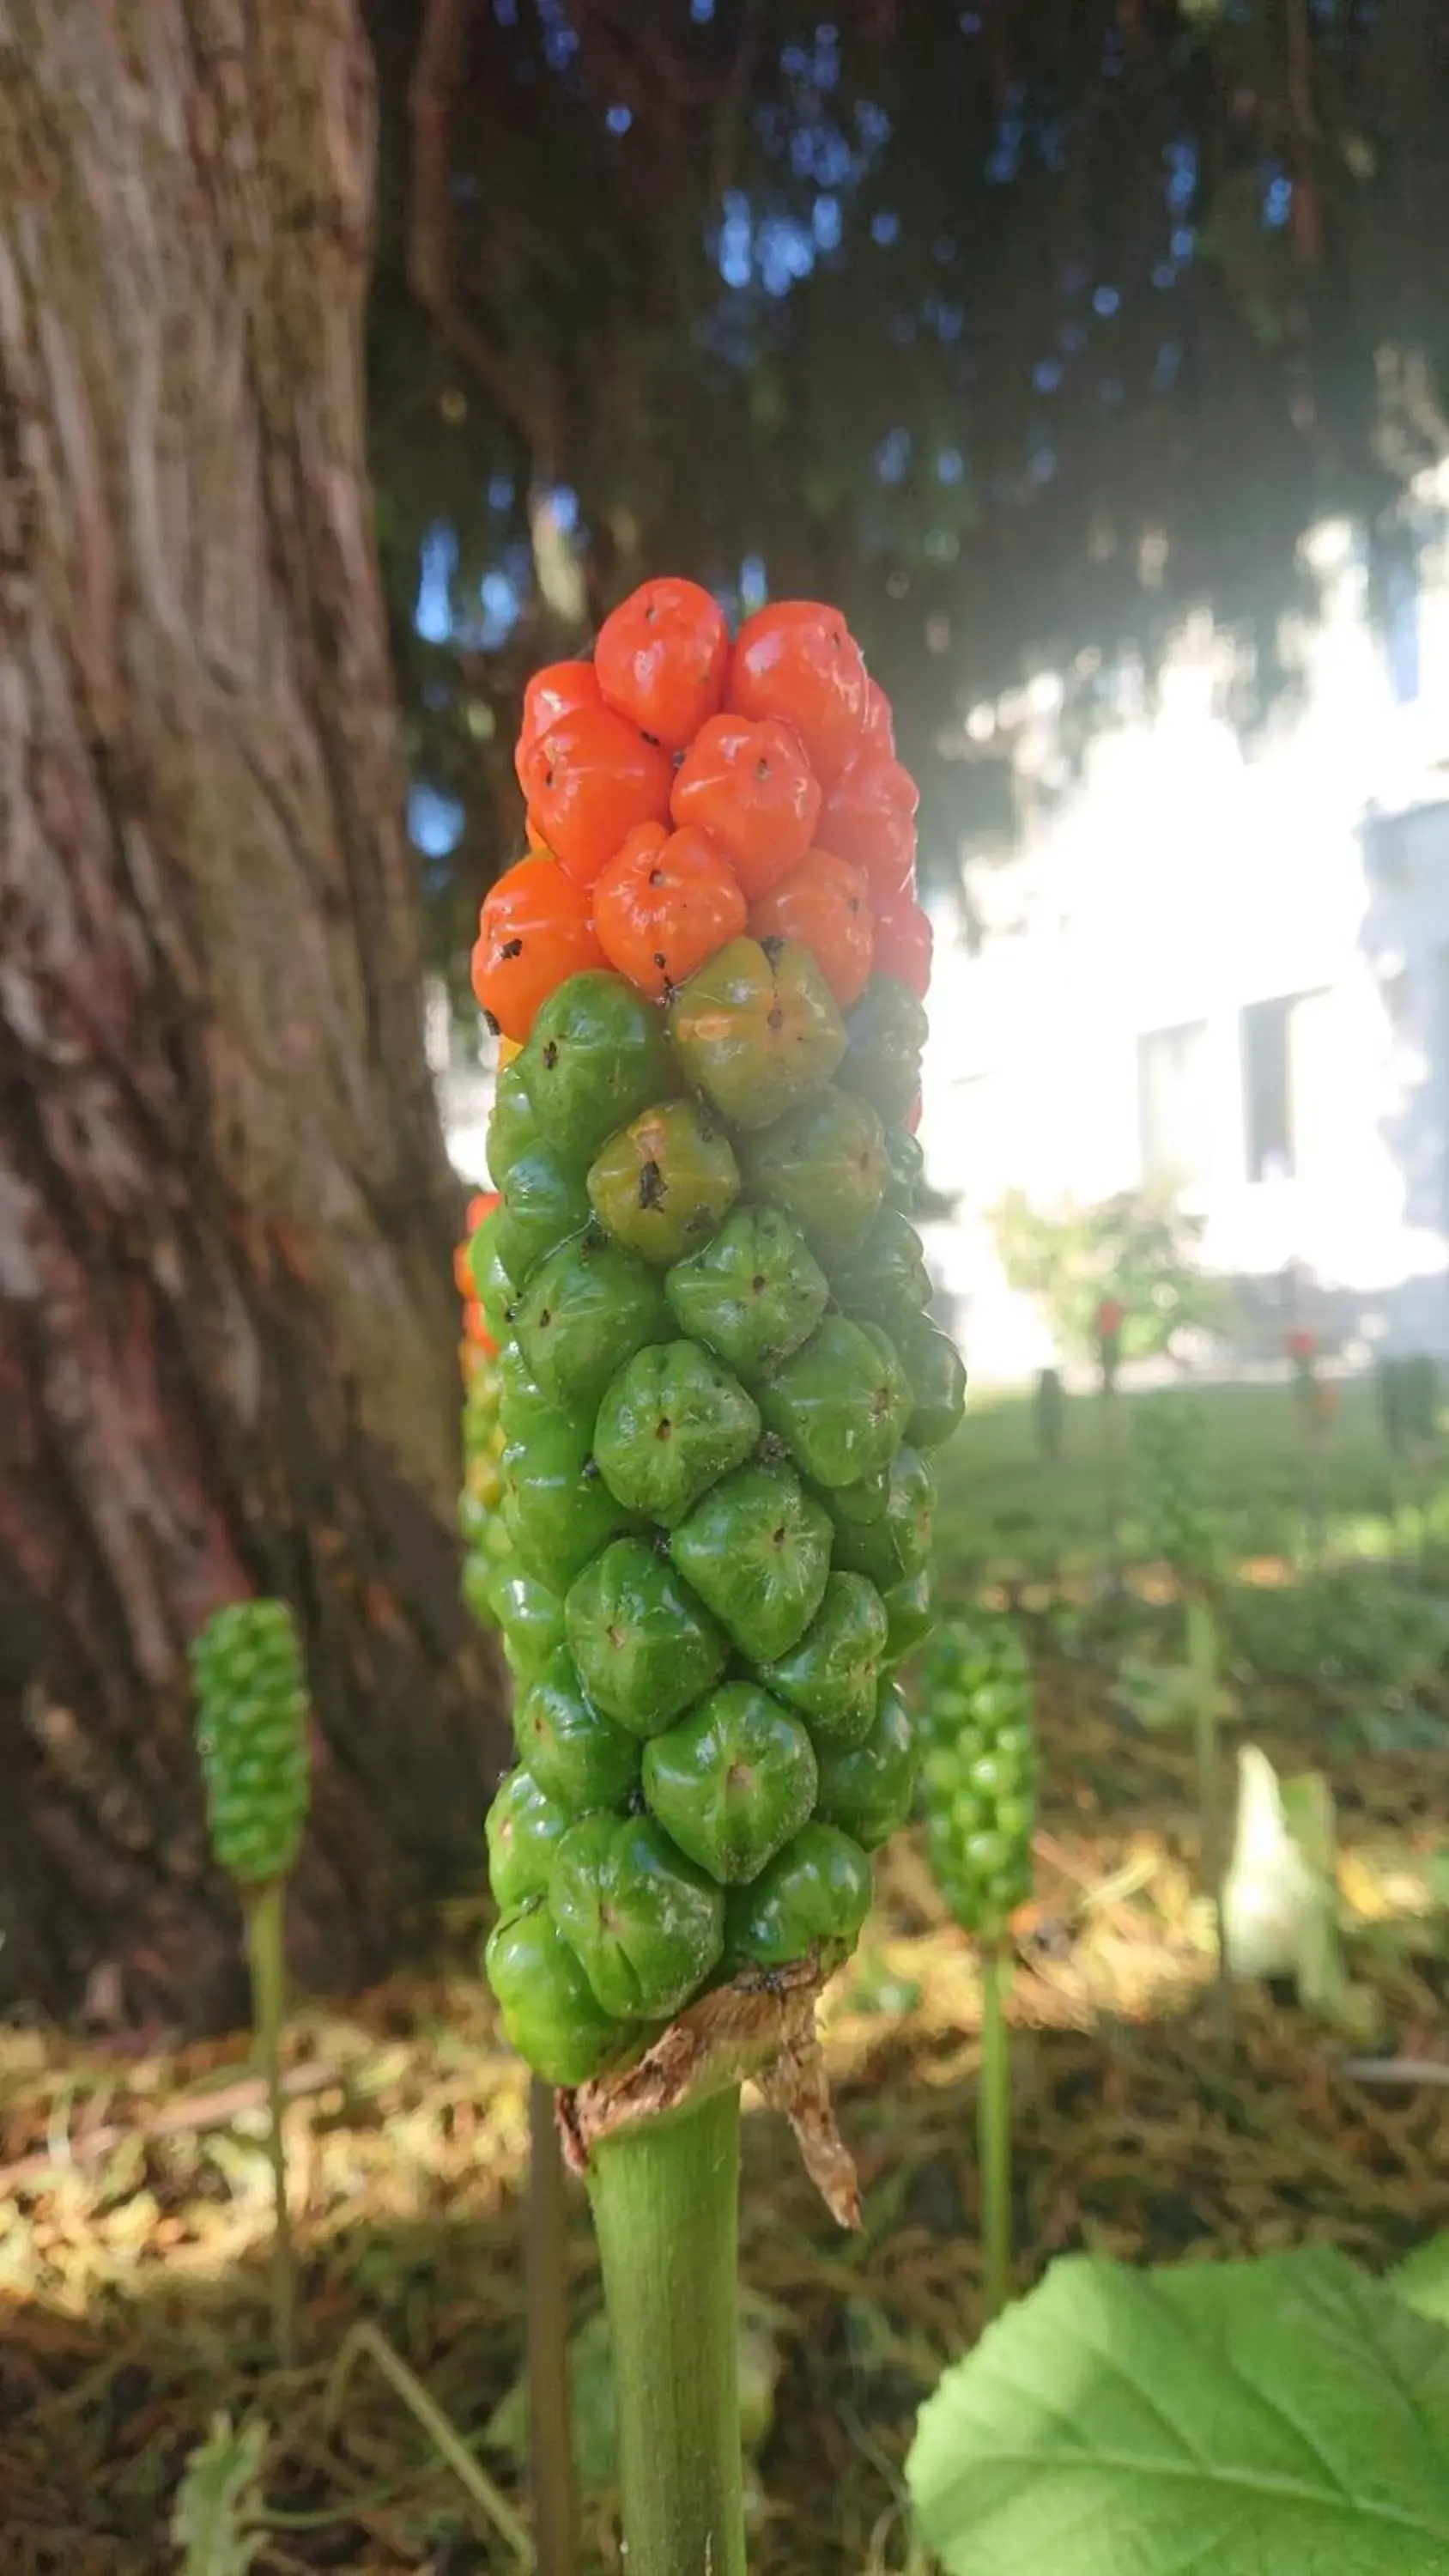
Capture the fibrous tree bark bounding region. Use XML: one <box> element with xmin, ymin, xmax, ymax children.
<box><xmin>0</xmin><ymin>0</ymin><xmax>507</xmax><ymax>2027</ymax></box>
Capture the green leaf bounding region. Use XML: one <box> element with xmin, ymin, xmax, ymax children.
<box><xmin>907</xmin><ymin>2248</ymin><xmax>1449</xmax><ymax>2576</ymax></box>
<box><xmin>1392</xmin><ymin>2238</ymin><xmax>1449</xmax><ymax>2331</ymax></box>
<box><xmin>170</xmin><ymin>2413</ymin><xmax>270</xmax><ymax>2575</ymax></box>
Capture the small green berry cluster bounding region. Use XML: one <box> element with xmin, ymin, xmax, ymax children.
<box><xmin>916</xmin><ymin>1615</ymin><xmax>1035</xmax><ymax>1938</ymax></box>
<box><xmin>1134</xmin><ymin>1396</ymin><xmax>1217</xmax><ymax>1581</ymax></box>
<box><xmin>191</xmin><ymin>1601</ymin><xmax>311</xmax><ymax>1888</ymax></box>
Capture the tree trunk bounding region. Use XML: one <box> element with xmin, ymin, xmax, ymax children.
<box><xmin>0</xmin><ymin>0</ymin><xmax>508</xmax><ymax>2029</ymax></box>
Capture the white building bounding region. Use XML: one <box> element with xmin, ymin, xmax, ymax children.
<box><xmin>917</xmin><ymin>498</ymin><xmax>1449</xmax><ymax>1382</ymax></box>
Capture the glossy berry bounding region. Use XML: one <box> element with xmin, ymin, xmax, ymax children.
<box><xmin>813</xmin><ymin>1680</ymin><xmax>918</xmax><ymax>1850</ymax></box>
<box><xmin>472</xmin><ymin>858</ymin><xmax>604</xmax><ymax>1042</ymax></box>
<box><xmin>595</xmin><ymin>576</ymin><xmax>730</xmax><ymax>750</ymax></box>
<box><xmin>670</xmin><ymin>1461</ymin><xmax>833</xmax><ymax>1662</ymax></box>
<box><xmin>756</xmin><ymin>1315</ymin><xmax>912</xmax><ymax>1491</ymax></box>
<box><xmin>592</xmin><ymin>823</ymin><xmax>748</xmax><ymax>999</ymax></box>
<box><xmin>565</xmin><ymin>1537</ymin><xmax>730</xmax><ymax>1734</ymax></box>
<box><xmin>818</xmin><ymin>760</ymin><xmax>919</xmax><ymax>901</ymax></box>
<box><xmin>756</xmin><ymin>1572</ymin><xmax>888</xmax><ymax>1745</ymax></box>
<box><xmin>549</xmin><ymin>1813</ymin><xmax>724</xmax><ymax>2020</ymax></box>
<box><xmin>838</xmin><ymin>975</ymin><xmax>929</xmax><ymax>1125</ymax></box>
<box><xmin>486</xmin><ymin>1898</ymin><xmax>634</xmax><ymax>2087</ymax></box>
<box><xmin>671</xmin><ymin>714</ymin><xmax>821</xmax><ymax>898</ymax></box>
<box><xmin>664</xmin><ymin>1203</ymin><xmax>831</xmax><ymax>1382</ymax></box>
<box><xmin>726</xmin><ymin>1822</ymin><xmax>873</xmax><ymax>1970</ymax></box>
<box><xmin>670</xmin><ymin>936</ymin><xmax>845</xmax><ymax>1131</ymax></box>
<box><xmin>858</xmin><ymin>678</ymin><xmax>896</xmax><ymax>762</ymax></box>
<box><xmin>586</xmin><ymin>1097</ymin><xmax>741</xmax><ymax>1266</ymax></box>
<box><xmin>518</xmin><ymin>970</ymin><xmax>676</xmax><ymax>1164</ymax></box>
<box><xmin>643</xmin><ymin>1681</ymin><xmax>818</xmax><ymax>1886</ymax></box>
<box><xmin>487</xmin><ymin>1766</ymin><xmax>573</xmax><ymax>1913</ymax></box>
<box><xmin>749</xmin><ymin>848</ymin><xmax>874</xmax><ymax>1010</ymax></box>
<box><xmin>870</xmin><ymin>896</ymin><xmax>933</xmax><ymax>999</ymax></box>
<box><xmin>518</xmin><ymin>704</ymin><xmax>674</xmax><ymax>887</ymax></box>
<box><xmin>593</xmin><ymin>1340</ymin><xmax>761</xmax><ymax>1528</ymax></box>
<box><xmin>728</xmin><ymin>600</ymin><xmax>869</xmax><ymax>784</ymax></box>
<box><xmin>743</xmin><ymin>1084</ymin><xmax>889</xmax><ymax>1261</ymax></box>
<box><xmin>515</xmin><ymin>660</ymin><xmax>603</xmax><ymax>775</ymax></box>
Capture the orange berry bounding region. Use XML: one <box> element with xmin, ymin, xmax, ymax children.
<box><xmin>595</xmin><ymin>577</ymin><xmax>729</xmax><ymax>750</ymax></box>
<box><xmin>514</xmin><ymin>661</ymin><xmax>603</xmax><ymax>782</ymax></box>
<box><xmin>465</xmin><ymin>1189</ymin><xmax>500</xmax><ymax>1233</ymax></box>
<box><xmin>517</xmin><ymin>704</ymin><xmax>674</xmax><ymax>886</ymax></box>
<box><xmin>463</xmin><ymin>1301</ymin><xmax>498</xmax><ymax>1352</ymax></box>
<box><xmin>818</xmin><ymin>759</ymin><xmax>919</xmax><ymax>902</ymax></box>
<box><xmin>670</xmin><ymin>713</ymin><xmax>822</xmax><ymax>900</ymax></box>
<box><xmin>858</xmin><ymin>678</ymin><xmax>896</xmax><ymax>762</ymax></box>
<box><xmin>594</xmin><ymin>822</ymin><xmax>749</xmax><ymax>999</ymax></box>
<box><xmin>727</xmin><ymin>600</ymin><xmax>868</xmax><ymax>783</ymax></box>
<box><xmin>749</xmin><ymin>848</ymin><xmax>874</xmax><ymax>1009</ymax></box>
<box><xmin>471</xmin><ymin>856</ymin><xmax>604</xmax><ymax>1041</ymax></box>
<box><xmin>870</xmin><ymin>896</ymin><xmax>932</xmax><ymax>999</ymax></box>
<box><xmin>453</xmin><ymin>1242</ymin><xmax>475</xmax><ymax>1300</ymax></box>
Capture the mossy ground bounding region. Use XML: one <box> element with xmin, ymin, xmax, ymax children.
<box><xmin>4</xmin><ymin>1377</ymin><xmax>1448</xmax><ymax>2573</ymax></box>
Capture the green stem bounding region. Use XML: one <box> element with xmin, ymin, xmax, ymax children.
<box><xmin>246</xmin><ymin>1882</ymin><xmax>296</xmax><ymax>2368</ymax></box>
<box><xmin>326</xmin><ymin>2321</ymin><xmax>535</xmax><ymax>2567</ymax></box>
<box><xmin>527</xmin><ymin>2080</ymin><xmax>578</xmax><ymax>2576</ymax></box>
<box><xmin>978</xmin><ymin>1941</ymin><xmax>1013</xmax><ymax>2324</ymax></box>
<box><xmin>1185</xmin><ymin>1593</ymin><xmax>1232</xmax><ymax>2046</ymax></box>
<box><xmin>587</xmin><ymin>2087</ymin><xmax>746</xmax><ymax>2576</ymax></box>
<box><xmin>1100</xmin><ymin>1377</ymin><xmax>1123</xmax><ymax>1606</ymax></box>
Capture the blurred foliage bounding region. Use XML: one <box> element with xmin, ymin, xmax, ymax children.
<box><xmin>363</xmin><ymin>0</ymin><xmax>1449</xmax><ymax>978</ymax></box>
<box><xmin>991</xmin><ymin>1185</ymin><xmax>1227</xmax><ymax>1364</ymax></box>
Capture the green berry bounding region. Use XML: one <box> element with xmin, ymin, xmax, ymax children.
<box><xmin>642</xmin><ymin>1681</ymin><xmax>818</xmax><ymax>1886</ymax></box>
<box><xmin>549</xmin><ymin>1814</ymin><xmax>724</xmax><ymax>2020</ymax></box>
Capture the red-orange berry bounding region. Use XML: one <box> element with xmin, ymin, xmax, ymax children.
<box><xmin>518</xmin><ymin>704</ymin><xmax>675</xmax><ymax>886</ymax></box>
<box><xmin>818</xmin><ymin>759</ymin><xmax>919</xmax><ymax>901</ymax></box>
<box><xmin>749</xmin><ymin>848</ymin><xmax>874</xmax><ymax>1008</ymax></box>
<box><xmin>593</xmin><ymin>823</ymin><xmax>748</xmax><ymax>999</ymax></box>
<box><xmin>595</xmin><ymin>577</ymin><xmax>729</xmax><ymax>750</ymax></box>
<box><xmin>727</xmin><ymin>600</ymin><xmax>868</xmax><ymax>782</ymax></box>
<box><xmin>470</xmin><ymin>856</ymin><xmax>605</xmax><ymax>1041</ymax></box>
<box><xmin>670</xmin><ymin>713</ymin><xmax>822</xmax><ymax>900</ymax></box>
<box><xmin>858</xmin><ymin>677</ymin><xmax>896</xmax><ymax>762</ymax></box>
<box><xmin>870</xmin><ymin>896</ymin><xmax>932</xmax><ymax>999</ymax></box>
<box><xmin>514</xmin><ymin>661</ymin><xmax>603</xmax><ymax>784</ymax></box>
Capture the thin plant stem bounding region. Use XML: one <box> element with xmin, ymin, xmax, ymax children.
<box><xmin>1185</xmin><ymin>1590</ymin><xmax>1233</xmax><ymax>2045</ymax></box>
<box><xmin>1100</xmin><ymin>1376</ymin><xmax>1123</xmax><ymax>1607</ymax></box>
<box><xmin>588</xmin><ymin>2085</ymin><xmax>746</xmax><ymax>2576</ymax></box>
<box><xmin>326</xmin><ymin>2320</ymin><xmax>536</xmax><ymax>2568</ymax></box>
<box><xmin>245</xmin><ymin>1883</ymin><xmax>296</xmax><ymax>2369</ymax></box>
<box><xmin>977</xmin><ymin>1941</ymin><xmax>1013</xmax><ymax>2324</ymax></box>
<box><xmin>526</xmin><ymin>2079</ymin><xmax>578</xmax><ymax>2576</ymax></box>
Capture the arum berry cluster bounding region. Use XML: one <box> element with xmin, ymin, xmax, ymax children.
<box><xmin>1135</xmin><ymin>1394</ymin><xmax>1218</xmax><ymax>1582</ymax></box>
<box><xmin>470</xmin><ymin>582</ymin><xmax>966</xmax><ymax>2093</ymax></box>
<box><xmin>191</xmin><ymin>1600</ymin><xmax>310</xmax><ymax>1891</ymax></box>
<box><xmin>918</xmin><ymin>1615</ymin><xmax>1036</xmax><ymax>1941</ymax></box>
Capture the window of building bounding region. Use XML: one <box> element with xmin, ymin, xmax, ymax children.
<box><xmin>1138</xmin><ymin>1019</ymin><xmax>1210</xmax><ymax>1188</ymax></box>
<box><xmin>1241</xmin><ymin>989</ymin><xmax>1331</xmax><ymax>1182</ymax></box>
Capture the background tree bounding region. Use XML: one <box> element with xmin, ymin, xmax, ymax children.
<box><xmin>367</xmin><ymin>0</ymin><xmax>1449</xmax><ymax>974</ymax></box>
<box><xmin>0</xmin><ymin>0</ymin><xmax>506</xmax><ymax>2027</ymax></box>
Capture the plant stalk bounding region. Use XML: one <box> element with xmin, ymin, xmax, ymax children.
<box><xmin>977</xmin><ymin>1941</ymin><xmax>1013</xmax><ymax>2324</ymax></box>
<box><xmin>245</xmin><ymin>1881</ymin><xmax>296</xmax><ymax>2367</ymax></box>
<box><xmin>1185</xmin><ymin>1591</ymin><xmax>1233</xmax><ymax>2045</ymax></box>
<box><xmin>527</xmin><ymin>2079</ymin><xmax>578</xmax><ymax>2576</ymax></box>
<box><xmin>587</xmin><ymin>2086</ymin><xmax>746</xmax><ymax>2576</ymax></box>
<box><xmin>1100</xmin><ymin>1377</ymin><xmax>1123</xmax><ymax>1606</ymax></box>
